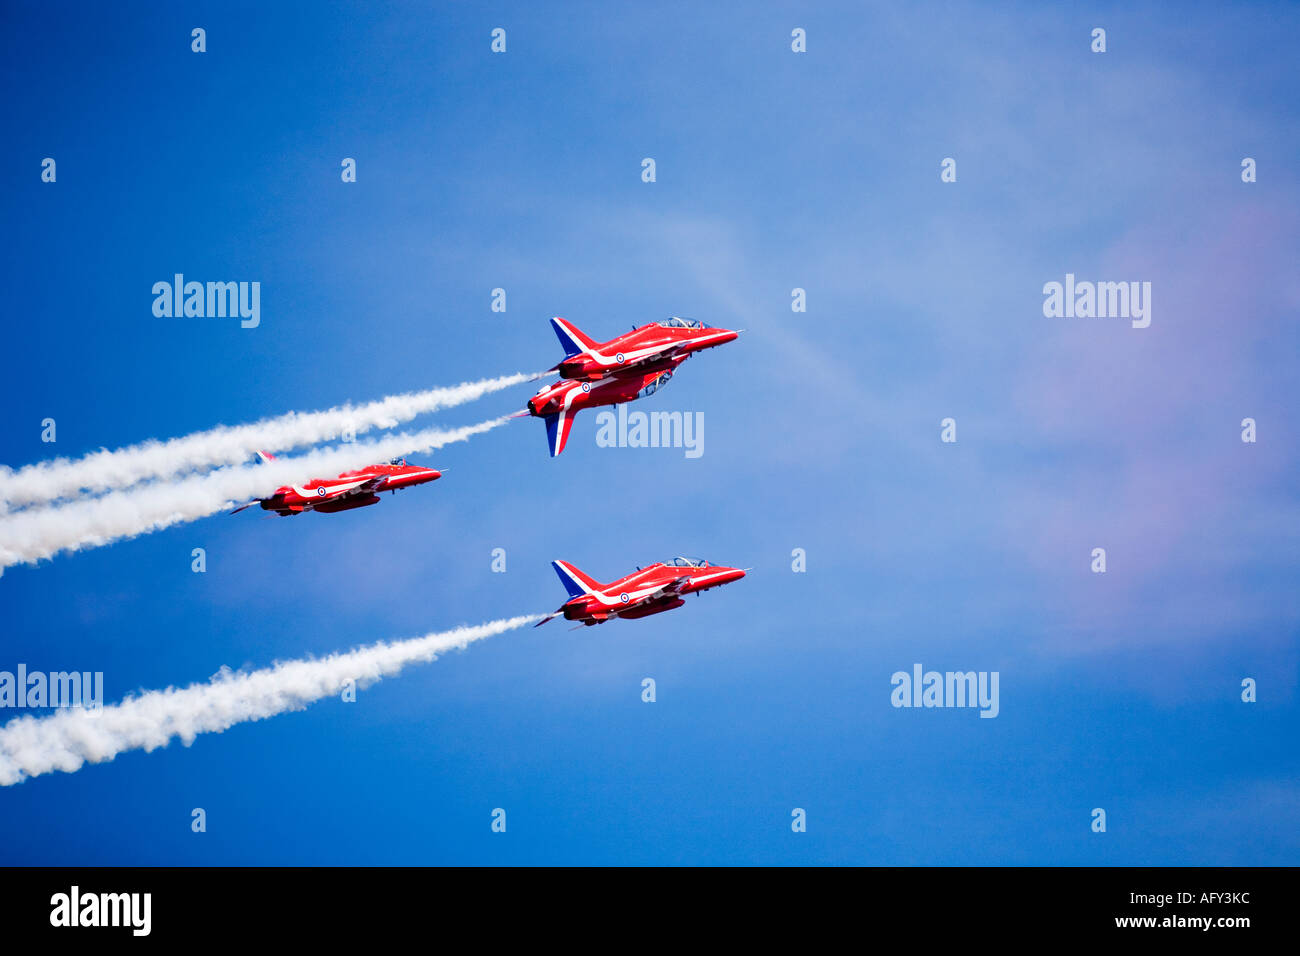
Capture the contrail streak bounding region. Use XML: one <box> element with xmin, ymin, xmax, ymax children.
<box><xmin>0</xmin><ymin>615</ymin><xmax>539</xmax><ymax>786</ymax></box>
<box><xmin>0</xmin><ymin>416</ymin><xmax>511</xmax><ymax>573</ymax></box>
<box><xmin>0</xmin><ymin>372</ymin><xmax>535</xmax><ymax>511</ymax></box>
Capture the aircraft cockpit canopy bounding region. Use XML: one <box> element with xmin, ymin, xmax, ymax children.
<box><xmin>668</xmin><ymin>556</ymin><xmax>708</xmax><ymax>568</ymax></box>
<box><xmin>657</xmin><ymin>316</ymin><xmax>706</xmax><ymax>330</ymax></box>
<box><xmin>389</xmin><ymin>457</ymin><xmax>407</xmax><ymax>466</ymax></box>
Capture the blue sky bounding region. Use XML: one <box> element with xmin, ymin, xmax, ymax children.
<box><xmin>0</xmin><ymin>1</ymin><xmax>1296</xmax><ymax>864</ymax></box>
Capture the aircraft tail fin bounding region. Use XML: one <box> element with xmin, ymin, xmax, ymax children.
<box><xmin>255</xmin><ymin>450</ymin><xmax>276</xmax><ymax>464</ymax></box>
<box><xmin>550</xmin><ymin>317</ymin><xmax>599</xmax><ymax>358</ymax></box>
<box><xmin>551</xmin><ymin>560</ymin><xmax>601</xmax><ymax>597</ymax></box>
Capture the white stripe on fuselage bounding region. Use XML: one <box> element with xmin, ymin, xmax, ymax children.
<box><xmin>580</xmin><ymin>566</ymin><xmax>734</xmax><ymax>609</ymax></box>
<box><xmin>290</xmin><ymin>476</ymin><xmax>374</xmax><ymax>501</ymax></box>
<box><xmin>553</xmin><ymin>317</ymin><xmax>733</xmax><ymax>369</ymax></box>
<box><xmin>565</xmin><ymin>325</ymin><xmax>732</xmax><ymax>369</ymax></box>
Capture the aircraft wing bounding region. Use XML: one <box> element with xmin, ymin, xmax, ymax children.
<box><xmin>298</xmin><ymin>475</ymin><xmax>387</xmax><ymax>506</ymax></box>
<box><xmin>614</xmin><ymin>344</ymin><xmax>688</xmax><ymax>375</ymax></box>
<box><xmin>624</xmin><ymin>576</ymin><xmax>691</xmax><ymax>609</ymax></box>
<box><xmin>644</xmin><ymin>344</ymin><xmax>686</xmax><ymax>364</ymax></box>
<box><xmin>330</xmin><ymin>475</ymin><xmax>387</xmax><ymax>497</ymax></box>
<box><xmin>562</xmin><ymin>344</ymin><xmax>686</xmax><ymax>380</ymax></box>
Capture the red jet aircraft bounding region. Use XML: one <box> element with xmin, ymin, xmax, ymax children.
<box><xmin>526</xmin><ymin>356</ymin><xmax>684</xmax><ymax>456</ymax></box>
<box><xmin>230</xmin><ymin>453</ymin><xmax>442</xmax><ymax>516</ymax></box>
<box><xmin>525</xmin><ymin>316</ymin><xmax>740</xmax><ymax>456</ymax></box>
<box><xmin>547</xmin><ymin>316</ymin><xmax>739</xmax><ymax>381</ymax></box>
<box><xmin>535</xmin><ymin>556</ymin><xmax>748</xmax><ymax>627</ymax></box>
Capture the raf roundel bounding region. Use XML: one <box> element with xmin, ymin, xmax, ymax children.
<box><xmin>616</xmin><ymin>352</ymin><xmax>625</xmax><ymax>363</ymax></box>
<box><xmin>581</xmin><ymin>382</ymin><xmax>590</xmax><ymax>392</ymax></box>
<box><xmin>620</xmin><ymin>592</ymin><xmax>630</xmax><ymax>603</ymax></box>
<box><xmin>316</xmin><ymin>487</ymin><xmax>327</xmax><ymax>496</ymax></box>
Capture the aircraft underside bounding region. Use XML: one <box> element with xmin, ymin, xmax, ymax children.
<box><xmin>568</xmin><ymin>595</ymin><xmax>686</xmax><ymax>624</ymax></box>
<box><xmin>268</xmin><ymin>494</ymin><xmax>382</xmax><ymax>516</ymax></box>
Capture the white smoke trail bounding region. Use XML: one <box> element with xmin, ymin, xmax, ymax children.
<box><xmin>0</xmin><ymin>615</ymin><xmax>539</xmax><ymax>786</ymax></box>
<box><xmin>0</xmin><ymin>416</ymin><xmax>511</xmax><ymax>573</ymax></box>
<box><xmin>0</xmin><ymin>372</ymin><xmax>535</xmax><ymax>511</ymax></box>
